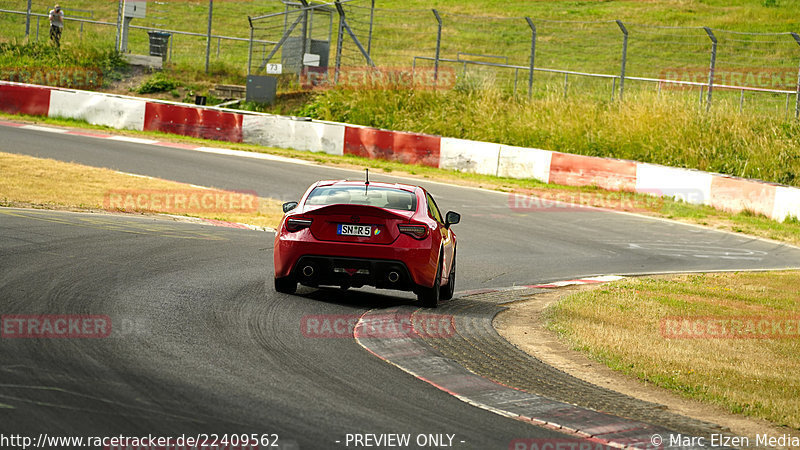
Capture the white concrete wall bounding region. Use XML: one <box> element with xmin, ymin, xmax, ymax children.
<box><xmin>497</xmin><ymin>145</ymin><xmax>552</xmax><ymax>182</ymax></box>
<box><xmin>242</xmin><ymin>115</ymin><xmax>344</xmax><ymax>155</ymax></box>
<box><xmin>635</xmin><ymin>163</ymin><xmax>713</xmax><ymax>205</ymax></box>
<box><xmin>439</xmin><ymin>137</ymin><xmax>501</xmax><ymax>175</ymax></box>
<box><xmin>48</xmin><ymin>90</ymin><xmax>146</xmax><ymax>131</ymax></box>
<box><xmin>772</xmin><ymin>186</ymin><xmax>800</xmax><ymax>222</ymax></box>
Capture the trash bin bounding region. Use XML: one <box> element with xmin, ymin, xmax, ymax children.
<box><xmin>147</xmin><ymin>31</ymin><xmax>171</xmax><ymax>60</ymax></box>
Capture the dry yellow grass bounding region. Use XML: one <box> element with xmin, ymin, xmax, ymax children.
<box><xmin>0</xmin><ymin>151</ymin><xmax>284</xmax><ymax>228</ymax></box>
<box><xmin>548</xmin><ymin>272</ymin><xmax>800</xmax><ymax>429</ymax></box>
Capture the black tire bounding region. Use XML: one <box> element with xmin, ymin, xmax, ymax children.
<box><xmin>417</xmin><ymin>257</ymin><xmax>441</xmax><ymax>308</ymax></box>
<box><xmin>439</xmin><ymin>251</ymin><xmax>456</xmax><ymax>301</ymax></box>
<box><xmin>274</xmin><ymin>276</ymin><xmax>297</xmax><ymax>294</ymax></box>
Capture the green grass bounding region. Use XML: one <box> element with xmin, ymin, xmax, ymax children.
<box><xmin>0</xmin><ymin>40</ymin><xmax>127</xmax><ymax>87</ymax></box>
<box><xmin>547</xmin><ymin>272</ymin><xmax>800</xmax><ymax>428</ymax></box>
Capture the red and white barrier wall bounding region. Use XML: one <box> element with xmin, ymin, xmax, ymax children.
<box><xmin>2</xmin><ymin>80</ymin><xmax>798</xmax><ymax>222</ymax></box>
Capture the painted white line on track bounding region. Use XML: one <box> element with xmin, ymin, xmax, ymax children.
<box><xmin>192</xmin><ymin>146</ymin><xmax>316</xmax><ymax>165</ymax></box>
<box><xmin>21</xmin><ymin>125</ymin><xmax>69</xmax><ymax>133</ymax></box>
<box><xmin>107</xmin><ymin>136</ymin><xmax>160</xmax><ymax>144</ymax></box>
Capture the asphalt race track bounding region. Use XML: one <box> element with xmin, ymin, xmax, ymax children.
<box><xmin>2</xmin><ymin>124</ymin><xmax>800</xmax><ymax>449</ymax></box>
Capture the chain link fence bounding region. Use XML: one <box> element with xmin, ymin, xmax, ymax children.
<box><xmin>1</xmin><ymin>0</ymin><xmax>799</xmax><ymax>117</ymax></box>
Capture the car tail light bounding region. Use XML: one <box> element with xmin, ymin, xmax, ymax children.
<box><xmin>286</xmin><ymin>218</ymin><xmax>313</xmax><ymax>232</ymax></box>
<box><xmin>398</xmin><ymin>224</ymin><xmax>428</xmax><ymax>240</ymax></box>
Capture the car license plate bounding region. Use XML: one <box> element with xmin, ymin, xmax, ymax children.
<box><xmin>338</xmin><ymin>224</ymin><xmax>372</xmax><ymax>237</ymax></box>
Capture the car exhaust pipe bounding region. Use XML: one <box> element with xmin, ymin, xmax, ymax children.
<box><xmin>387</xmin><ymin>271</ymin><xmax>400</xmax><ymax>283</ymax></box>
<box><xmin>302</xmin><ymin>265</ymin><xmax>315</xmax><ymax>277</ymax></box>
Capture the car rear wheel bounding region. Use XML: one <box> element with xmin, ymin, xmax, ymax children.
<box><xmin>418</xmin><ymin>258</ymin><xmax>441</xmax><ymax>308</ymax></box>
<box><xmin>274</xmin><ymin>276</ymin><xmax>297</xmax><ymax>294</ymax></box>
<box><xmin>439</xmin><ymin>252</ymin><xmax>455</xmax><ymax>301</ymax></box>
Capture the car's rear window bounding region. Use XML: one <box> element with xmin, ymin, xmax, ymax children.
<box><xmin>305</xmin><ymin>185</ymin><xmax>417</xmax><ymax>211</ymax></box>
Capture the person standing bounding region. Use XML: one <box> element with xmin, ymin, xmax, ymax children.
<box><xmin>48</xmin><ymin>4</ymin><xmax>64</xmax><ymax>47</ymax></box>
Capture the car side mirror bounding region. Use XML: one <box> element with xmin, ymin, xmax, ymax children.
<box><xmin>282</xmin><ymin>201</ymin><xmax>298</xmax><ymax>213</ymax></box>
<box><xmin>445</xmin><ymin>211</ymin><xmax>460</xmax><ymax>228</ymax></box>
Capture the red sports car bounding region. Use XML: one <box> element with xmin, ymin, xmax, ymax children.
<box><xmin>273</xmin><ymin>178</ymin><xmax>460</xmax><ymax>307</ymax></box>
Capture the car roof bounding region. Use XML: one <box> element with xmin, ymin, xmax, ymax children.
<box><xmin>313</xmin><ymin>179</ymin><xmax>420</xmax><ymax>193</ymax></box>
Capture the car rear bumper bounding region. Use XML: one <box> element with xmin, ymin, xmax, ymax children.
<box><xmin>274</xmin><ymin>232</ymin><xmax>437</xmax><ymax>289</ymax></box>
<box><xmin>292</xmin><ymin>256</ymin><xmax>415</xmax><ymax>290</ymax></box>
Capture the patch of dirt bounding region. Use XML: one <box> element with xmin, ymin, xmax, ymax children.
<box><xmin>494</xmin><ymin>284</ymin><xmax>794</xmax><ymax>448</ymax></box>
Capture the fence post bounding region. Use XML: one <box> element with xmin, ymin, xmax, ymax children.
<box><xmin>115</xmin><ymin>0</ymin><xmax>123</xmax><ymax>51</ymax></box>
<box><xmin>247</xmin><ymin>18</ymin><xmax>254</xmax><ymax>76</ymax></box>
<box><xmin>25</xmin><ymin>0</ymin><xmax>32</xmax><ymax>36</ymax></box>
<box><xmin>334</xmin><ymin>1</ymin><xmax>345</xmax><ymax>84</ymax></box>
<box><xmin>432</xmin><ymin>9</ymin><xmax>442</xmax><ymax>85</ymax></box>
<box><xmin>525</xmin><ymin>17</ymin><xmax>536</xmax><ymax>99</ymax></box>
<box><xmin>703</xmin><ymin>27</ymin><xmax>717</xmax><ymax>112</ymax></box>
<box><xmin>367</xmin><ymin>0</ymin><xmax>375</xmax><ymax>56</ymax></box>
<box><xmin>205</xmin><ymin>0</ymin><xmax>213</xmax><ymax>73</ymax></box>
<box><xmin>616</xmin><ymin>20</ymin><xmax>628</xmax><ymax>101</ymax></box>
<box><xmin>792</xmin><ymin>32</ymin><xmax>800</xmax><ymax>119</ymax></box>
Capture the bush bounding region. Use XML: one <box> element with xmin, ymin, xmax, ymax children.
<box><xmin>136</xmin><ymin>72</ymin><xmax>180</xmax><ymax>94</ymax></box>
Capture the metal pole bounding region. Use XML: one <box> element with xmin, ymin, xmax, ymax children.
<box><xmin>25</xmin><ymin>0</ymin><xmax>31</xmax><ymax>36</ymax></box>
<box><xmin>616</xmin><ymin>20</ymin><xmax>628</xmax><ymax>101</ymax></box>
<box><xmin>786</xmin><ymin>93</ymin><xmax>791</xmax><ymax>119</ymax></box>
<box><xmin>247</xmin><ymin>21</ymin><xmax>254</xmax><ymax>76</ymax></box>
<box><xmin>704</xmin><ymin>27</ymin><xmax>717</xmax><ymax>112</ymax></box>
<box><xmin>432</xmin><ymin>9</ymin><xmax>442</xmax><ymax>84</ymax></box>
<box><xmin>525</xmin><ymin>17</ymin><xmax>536</xmax><ymax>99</ymax></box>
<box><xmin>334</xmin><ymin>1</ymin><xmax>345</xmax><ymax>84</ymax></box>
<box><xmin>611</xmin><ymin>77</ymin><xmax>616</xmax><ymax>101</ymax></box>
<box><xmin>739</xmin><ymin>89</ymin><xmax>744</xmax><ymax>113</ymax></box>
<box><xmin>205</xmin><ymin>0</ymin><xmax>213</xmax><ymax>73</ymax></box>
<box><xmin>301</xmin><ymin>9</ymin><xmax>309</xmax><ymax>56</ymax></box>
<box><xmin>115</xmin><ymin>0</ymin><xmax>123</xmax><ymax>51</ymax></box>
<box><xmin>367</xmin><ymin>0</ymin><xmax>375</xmax><ymax>56</ymax></box>
<box><xmin>792</xmin><ymin>32</ymin><xmax>800</xmax><ymax>119</ymax></box>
